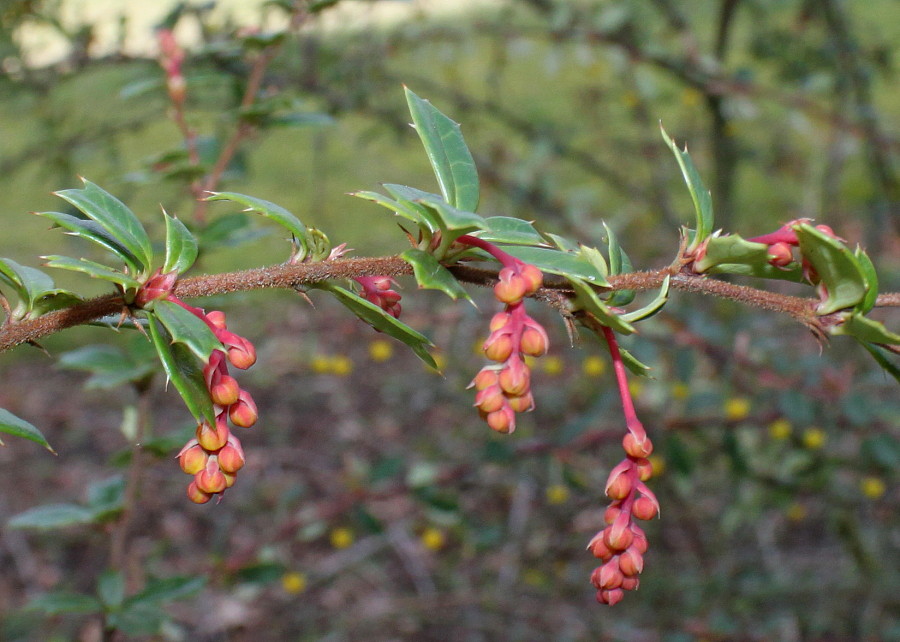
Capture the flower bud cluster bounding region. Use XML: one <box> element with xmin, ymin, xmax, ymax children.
<box><xmin>746</xmin><ymin>219</ymin><xmax>842</xmax><ymax>272</ymax></box>
<box><xmin>470</xmin><ymin>261</ymin><xmax>547</xmax><ymax>434</ymax></box>
<box><xmin>355</xmin><ymin>276</ymin><xmax>402</xmax><ymax>318</ymax></box>
<box><xmin>157</xmin><ymin>29</ymin><xmax>186</xmax><ymax>105</ymax></box>
<box><xmin>176</xmin><ymin>305</ymin><xmax>258</xmax><ymax>504</ymax></box>
<box><xmin>587</xmin><ymin>431</ymin><xmax>658</xmax><ymax>606</ymax></box>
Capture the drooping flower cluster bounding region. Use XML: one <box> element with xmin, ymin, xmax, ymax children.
<box><xmin>355</xmin><ymin>276</ymin><xmax>402</xmax><ymax>318</ymax></box>
<box><xmin>175</xmin><ymin>305</ymin><xmax>258</xmax><ymax>504</ymax></box>
<box><xmin>587</xmin><ymin>432</ymin><xmax>658</xmax><ymax>605</ymax></box>
<box><xmin>470</xmin><ymin>261</ymin><xmax>547</xmax><ymax>434</ymax></box>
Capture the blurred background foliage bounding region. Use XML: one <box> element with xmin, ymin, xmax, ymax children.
<box><xmin>0</xmin><ymin>0</ymin><xmax>897</xmax><ymax>640</ymax></box>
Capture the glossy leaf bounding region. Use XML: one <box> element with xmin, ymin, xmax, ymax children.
<box><xmin>0</xmin><ymin>258</ymin><xmax>55</xmax><ymax>313</ymax></box>
<box><xmin>834</xmin><ymin>313</ymin><xmax>900</xmax><ymax>345</ymax></box>
<box><xmin>163</xmin><ymin>212</ymin><xmax>198</xmax><ymax>275</ymax></box>
<box><xmin>794</xmin><ymin>223</ymin><xmax>867</xmax><ymax>315</ymax></box>
<box><xmin>568</xmin><ymin>278</ymin><xmax>635</xmax><ymax>334</ymax></box>
<box><xmin>0</xmin><ymin>407</ymin><xmax>54</xmax><ymax>452</ymax></box>
<box><xmin>7</xmin><ymin>504</ymin><xmax>95</xmax><ymax>529</ymax></box>
<box><xmin>475</xmin><ymin>217</ymin><xmax>548</xmax><ymax>246</ymax></box>
<box><xmin>38</xmin><ymin>212</ymin><xmax>143</xmax><ymax>273</ymax></box>
<box><xmin>205</xmin><ymin>192</ymin><xmax>309</xmax><ymax>256</ymax></box>
<box><xmin>661</xmin><ymin>125</ymin><xmax>714</xmax><ymax>250</ymax></box>
<box><xmin>405</xmin><ymin>87</ymin><xmax>480</xmax><ymax>212</ymax></box>
<box><xmin>621</xmin><ymin>275</ymin><xmax>670</xmax><ymax>322</ymax></box>
<box><xmin>577</xmin><ymin>245</ymin><xmax>609</xmax><ymax>280</ymax></box>
<box><xmin>621</xmin><ymin>347</ymin><xmax>653</xmax><ymax>378</ymax></box>
<box><xmin>694</xmin><ymin>233</ymin><xmax>804</xmax><ymax>281</ymax></box>
<box><xmin>499</xmin><ymin>247</ymin><xmax>609</xmax><ymax>285</ymax></box>
<box><xmin>42</xmin><ymin>255</ymin><xmax>142</xmax><ymax>290</ymax></box>
<box><xmin>147</xmin><ymin>314</ymin><xmax>215</xmax><ymax>424</ymax></box>
<box><xmin>854</xmin><ymin>248</ymin><xmax>878</xmax><ymax>314</ymax></box>
<box><xmin>352</xmin><ymin>189</ymin><xmax>434</xmax><ymax>230</ymax></box>
<box><xmin>322</xmin><ymin>284</ymin><xmax>437</xmax><ymax>369</ymax></box>
<box><xmin>382</xmin><ymin>184</ymin><xmax>444</xmax><ymax>231</ymax></box>
<box><xmin>604</xmin><ymin>223</ymin><xmax>635</xmax><ymax>306</ymax></box>
<box><xmin>417</xmin><ymin>197</ymin><xmax>485</xmax><ymax>234</ymax></box>
<box><xmin>401</xmin><ymin>248</ymin><xmax>472</xmax><ymax>303</ymax></box>
<box><xmin>54</xmin><ymin>179</ymin><xmax>152</xmax><ymax>274</ymax></box>
<box><xmin>151</xmin><ymin>300</ymin><xmax>222</xmax><ymax>362</ymax></box>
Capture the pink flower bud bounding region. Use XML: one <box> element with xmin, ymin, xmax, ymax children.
<box><xmin>186</xmin><ymin>481</ymin><xmax>213</xmax><ymax>504</ymax></box>
<box><xmin>470</xmin><ymin>367</ymin><xmax>500</xmax><ymax>391</ymax></box>
<box><xmin>623</xmin><ymin>432</ymin><xmax>653</xmax><ymax>458</ymax></box>
<box><xmin>493</xmin><ymin>268</ymin><xmax>528</xmax><ymax>304</ymax></box>
<box><xmin>217</xmin><ymin>443</ymin><xmax>245</xmax><ymax>473</ymax></box>
<box><xmin>205</xmin><ymin>310</ymin><xmax>227</xmax><ymax>329</ymax></box>
<box><xmin>605</xmin><ymin>470</ymin><xmax>633</xmax><ymax>501</ymax></box>
<box><xmin>489</xmin><ymin>312</ymin><xmax>511</xmax><ymax>332</ymax></box>
<box><xmin>498</xmin><ymin>361</ymin><xmax>530</xmax><ymax>397</ymax></box>
<box><xmin>603</xmin><ymin>521</ymin><xmax>634</xmax><ymax>552</ymax></box>
<box><xmin>620</xmin><ymin>577</ymin><xmax>640</xmax><ymax>591</ymax></box>
<box><xmin>635</xmin><ymin>458</ymin><xmax>653</xmax><ymax>481</ymax></box>
<box><xmin>519</xmin><ymin>325</ymin><xmax>549</xmax><ymax>357</ymax></box>
<box><xmin>598</xmin><ymin>559</ymin><xmax>624</xmax><ymax>589</ymax></box>
<box><xmin>226</xmin><ymin>337</ymin><xmax>257</xmax><ymax>370</ymax></box>
<box><xmin>629</xmin><ymin>526</ymin><xmax>648</xmax><ymax>554</ymax></box>
<box><xmin>767</xmin><ymin>242</ymin><xmax>794</xmax><ymax>267</ymax></box>
<box><xmin>195</xmin><ymin>465</ymin><xmax>227</xmax><ymax>494</ymax></box>
<box><xmin>586</xmin><ymin>531</ymin><xmax>613</xmax><ymax>561</ymax></box>
<box><xmin>632</xmin><ymin>496</ymin><xmax>658</xmax><ymax>520</ymax></box>
<box><xmin>474</xmin><ymin>385</ymin><xmax>506</xmax><ymax>413</ymax></box>
<box><xmin>486</xmin><ymin>405</ymin><xmax>516</xmax><ymax>434</ymax></box>
<box><xmin>135</xmin><ymin>270</ymin><xmax>178</xmax><ymax>308</ymax></box>
<box><xmin>518</xmin><ymin>263</ymin><xmax>543</xmax><ymax>295</ymax></box>
<box><xmin>814</xmin><ymin>224</ymin><xmax>837</xmax><ymax>238</ymax></box>
<box><xmin>196</xmin><ymin>419</ymin><xmax>229</xmax><ymax>451</ymax></box>
<box><xmin>209</xmin><ymin>374</ymin><xmax>240</xmax><ymax>407</ymax></box>
<box><xmin>604</xmin><ymin>505</ymin><xmax>622</xmax><ymax>525</ymax></box>
<box><xmin>483</xmin><ymin>332</ymin><xmax>515</xmax><ymax>362</ymax></box>
<box><xmin>178</xmin><ymin>442</ymin><xmax>208</xmax><ymax>475</ymax></box>
<box><xmin>618</xmin><ymin>548</ymin><xmax>644</xmax><ymax>576</ymax></box>
<box><xmin>506</xmin><ymin>391</ymin><xmax>534</xmax><ymax>413</ymax></box>
<box><xmin>229</xmin><ymin>390</ymin><xmax>259</xmax><ymax>428</ymax></box>
<box><xmin>597</xmin><ymin>588</ymin><xmax>624</xmax><ymax>606</ymax></box>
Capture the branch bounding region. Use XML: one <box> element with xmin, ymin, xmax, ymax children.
<box><xmin>0</xmin><ymin>256</ymin><xmax>896</xmax><ymax>354</ymax></box>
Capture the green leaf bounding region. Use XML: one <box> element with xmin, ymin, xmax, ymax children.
<box><xmin>576</xmin><ymin>245</ymin><xmax>609</xmax><ymax>280</ymax></box>
<box><xmin>794</xmin><ymin>223</ymin><xmax>868</xmax><ymax>315</ymax></box>
<box><xmin>86</xmin><ymin>476</ymin><xmax>126</xmax><ymax>521</ymax></box>
<box><xmin>568</xmin><ymin>278</ymin><xmax>635</xmax><ymax>334</ymax></box>
<box><xmin>857</xmin><ymin>341</ymin><xmax>900</xmax><ymax>384</ymax></box>
<box><xmin>404</xmin><ymin>87</ymin><xmax>479</xmax><ymax>212</ymax></box>
<box><xmin>163</xmin><ymin>212</ymin><xmax>199</xmax><ymax>275</ymax></box>
<box><xmin>25</xmin><ymin>592</ymin><xmax>102</xmax><ymax>615</ymax></box>
<box><xmin>205</xmin><ymin>192</ymin><xmax>308</xmax><ymax>257</ymax></box>
<box><xmin>382</xmin><ymin>184</ymin><xmax>444</xmax><ymax>231</ymax></box>
<box><xmin>126</xmin><ymin>576</ymin><xmax>205</xmax><ymax>606</ymax></box>
<box><xmin>98</xmin><ymin>570</ymin><xmax>125</xmax><ymax>609</ymax></box>
<box><xmin>351</xmin><ymin>190</ymin><xmax>432</xmax><ymax>228</ymax></box>
<box><xmin>0</xmin><ymin>258</ymin><xmax>55</xmax><ymax>314</ymax></box>
<box><xmin>42</xmin><ymin>255</ymin><xmax>142</xmax><ymax>290</ymax></box>
<box><xmin>147</xmin><ymin>314</ymin><xmax>215</xmax><ymax>424</ymax></box>
<box><xmin>401</xmin><ymin>248</ymin><xmax>472</xmax><ymax>303</ymax></box>
<box><xmin>621</xmin><ymin>347</ymin><xmax>653</xmax><ymax>378</ymax></box>
<box><xmin>693</xmin><ymin>233</ymin><xmax>804</xmax><ymax>281</ymax></box>
<box><xmin>621</xmin><ymin>275</ymin><xmax>670</xmax><ymax>322</ymax></box>
<box><xmin>498</xmin><ymin>246</ymin><xmax>610</xmax><ymax>285</ymax></box>
<box><xmin>417</xmin><ymin>197</ymin><xmax>486</xmax><ymax>234</ymax></box>
<box><xmin>59</xmin><ymin>344</ymin><xmax>157</xmax><ymax>390</ymax></box>
<box><xmin>835</xmin><ymin>313</ymin><xmax>900</xmax><ymax>345</ymax></box>
<box><xmin>660</xmin><ymin>125</ymin><xmax>714</xmax><ymax>250</ymax></box>
<box><xmin>604</xmin><ymin>223</ymin><xmax>635</xmax><ymax>306</ymax></box>
<box><xmin>854</xmin><ymin>248</ymin><xmax>878</xmax><ymax>314</ymax></box>
<box><xmin>7</xmin><ymin>504</ymin><xmax>95</xmax><ymax>529</ymax></box>
<box><xmin>475</xmin><ymin>217</ymin><xmax>548</xmax><ymax>246</ymax></box>
<box><xmin>0</xmin><ymin>407</ymin><xmax>54</xmax><ymax>452</ymax></box>
<box><xmin>108</xmin><ymin>602</ymin><xmax>166</xmax><ymax>636</ymax></box>
<box><xmin>29</xmin><ymin>290</ymin><xmax>83</xmax><ymax>318</ymax></box>
<box><xmin>54</xmin><ymin>179</ymin><xmax>152</xmax><ymax>274</ymax></box>
<box><xmin>322</xmin><ymin>284</ymin><xmax>437</xmax><ymax>369</ymax></box>
<box><xmin>37</xmin><ymin>212</ymin><xmax>143</xmax><ymax>274</ymax></box>
<box><xmin>152</xmin><ymin>299</ymin><xmax>222</xmax><ymax>361</ymax></box>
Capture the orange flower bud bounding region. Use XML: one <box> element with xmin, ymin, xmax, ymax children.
<box><xmin>519</xmin><ymin>326</ymin><xmax>548</xmax><ymax>357</ymax></box>
<box><xmin>586</xmin><ymin>531</ymin><xmax>613</xmax><ymax>561</ymax></box>
<box><xmin>598</xmin><ymin>559</ymin><xmax>624</xmax><ymax>589</ymax></box>
<box><xmin>635</xmin><ymin>457</ymin><xmax>653</xmax><ymax>481</ymax></box>
<box><xmin>229</xmin><ymin>391</ymin><xmax>258</xmax><ymax>428</ymax></box>
<box><xmin>605</xmin><ymin>472</ymin><xmax>633</xmax><ymax>501</ymax></box>
<box><xmin>603</xmin><ymin>522</ymin><xmax>634</xmax><ymax>552</ymax></box>
<box><xmin>604</xmin><ymin>505</ymin><xmax>621</xmax><ymax>525</ymax></box>
<box><xmin>623</xmin><ymin>432</ymin><xmax>653</xmax><ymax>458</ymax></box>
<box><xmin>178</xmin><ymin>443</ymin><xmax>208</xmax><ymax>475</ymax></box>
<box><xmin>222</xmin><ymin>472</ymin><xmax>237</xmax><ymax>488</ymax></box>
<box><xmin>210</xmin><ymin>374</ymin><xmax>240</xmax><ymax>406</ymax></box>
<box><xmin>227</xmin><ymin>337</ymin><xmax>257</xmax><ymax>370</ymax></box>
<box><xmin>486</xmin><ymin>406</ymin><xmax>516</xmax><ymax>434</ymax></box>
<box><xmin>186</xmin><ymin>481</ymin><xmax>212</xmax><ymax>504</ymax></box>
<box><xmin>493</xmin><ymin>269</ymin><xmax>528</xmax><ymax>304</ymax></box>
<box><xmin>489</xmin><ymin>312</ymin><xmax>511</xmax><ymax>332</ymax></box>
<box><xmin>629</xmin><ymin>526</ymin><xmax>648</xmax><ymax>554</ymax></box>
<box><xmin>470</xmin><ymin>367</ymin><xmax>499</xmax><ymax>391</ymax></box>
<box><xmin>518</xmin><ymin>263</ymin><xmax>543</xmax><ymax>295</ymax></box>
<box><xmin>483</xmin><ymin>333</ymin><xmax>515</xmax><ymax>362</ymax></box>
<box><xmin>498</xmin><ymin>362</ymin><xmax>530</xmax><ymax>396</ymax></box>
<box><xmin>474</xmin><ymin>385</ymin><xmax>505</xmax><ymax>413</ymax></box>
<box><xmin>618</xmin><ymin>548</ymin><xmax>644</xmax><ymax>576</ymax></box>
<box><xmin>632</xmin><ymin>496</ymin><xmax>658</xmax><ymax>520</ymax></box>
<box><xmin>506</xmin><ymin>391</ymin><xmax>534</xmax><ymax>413</ymax></box>
<box><xmin>196</xmin><ymin>419</ymin><xmax>229</xmax><ymax>451</ymax></box>
<box><xmin>217</xmin><ymin>443</ymin><xmax>245</xmax><ymax>473</ymax></box>
<box><xmin>195</xmin><ymin>466</ymin><xmax>227</xmax><ymax>494</ymax></box>
<box><xmin>620</xmin><ymin>576</ymin><xmax>640</xmax><ymax>591</ymax></box>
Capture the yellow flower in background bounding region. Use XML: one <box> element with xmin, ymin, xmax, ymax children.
<box><xmin>670</xmin><ymin>382</ymin><xmax>690</xmax><ymax>401</ymax></box>
<box><xmin>768</xmin><ymin>418</ymin><xmax>792</xmax><ymax>440</ymax></box>
<box><xmin>724</xmin><ymin>397</ymin><xmax>751</xmax><ymax>421</ymax></box>
<box><xmin>329</xmin><ymin>527</ymin><xmax>354</xmax><ymax>549</ymax></box>
<box><xmin>622</xmin><ymin>91</ymin><xmax>639</xmax><ymax>108</ymax></box>
<box><xmin>681</xmin><ymin>88</ymin><xmax>702</xmax><ymax>107</ymax></box>
<box><xmin>541</xmin><ymin>355</ymin><xmax>564</xmax><ymax>375</ymax></box>
<box><xmin>310</xmin><ymin>355</ymin><xmax>331</xmax><ymax>374</ymax></box>
<box><xmin>545</xmin><ymin>484</ymin><xmax>570</xmax><ymax>505</ymax></box>
<box><xmin>628</xmin><ymin>379</ymin><xmax>644</xmax><ymax>399</ymax></box>
<box><xmin>648</xmin><ymin>455</ymin><xmax>665</xmax><ymax>477</ymax></box>
<box><xmin>860</xmin><ymin>476</ymin><xmax>886</xmax><ymax>499</ymax></box>
<box><xmin>368</xmin><ymin>339</ymin><xmax>393</xmax><ymax>362</ymax></box>
<box><xmin>582</xmin><ymin>355</ymin><xmax>606</xmax><ymax>377</ymax></box>
<box><xmin>281</xmin><ymin>571</ymin><xmax>307</xmax><ymax>594</ymax></box>
<box><xmin>420</xmin><ymin>527</ymin><xmax>446</xmax><ymax>551</ymax></box>
<box><xmin>330</xmin><ymin>355</ymin><xmax>353</xmax><ymax>376</ymax></box>
<box><xmin>523</xmin><ymin>355</ymin><xmax>538</xmax><ymax>369</ymax></box>
<box><xmin>786</xmin><ymin>502</ymin><xmax>807</xmax><ymax>522</ymax></box>
<box><xmin>802</xmin><ymin>427</ymin><xmax>826</xmax><ymax>450</ymax></box>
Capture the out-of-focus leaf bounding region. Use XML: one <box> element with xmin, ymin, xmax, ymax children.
<box><xmin>86</xmin><ymin>476</ymin><xmax>126</xmax><ymax>520</ymax></box>
<box><xmin>42</xmin><ymin>255</ymin><xmax>142</xmax><ymax>290</ymax></box>
<box><xmin>234</xmin><ymin>562</ymin><xmax>286</xmax><ymax>584</ymax></box>
<box><xmin>147</xmin><ymin>314</ymin><xmax>215</xmax><ymax>424</ymax></box>
<box><xmin>401</xmin><ymin>248</ymin><xmax>472</xmax><ymax>303</ymax></box>
<box><xmin>196</xmin><ymin>212</ymin><xmax>264</xmax><ymax>248</ymax></box>
<box><xmin>163</xmin><ymin>212</ymin><xmax>198</xmax><ymax>275</ymax></box>
<box><xmin>25</xmin><ymin>592</ymin><xmax>102</xmax><ymax>615</ymax></box>
<box><xmin>322</xmin><ymin>284</ymin><xmax>436</xmax><ymax>369</ymax></box>
<box><xmin>693</xmin><ymin>234</ymin><xmax>804</xmax><ymax>280</ymax></box>
<box><xmin>795</xmin><ymin>223</ymin><xmax>867</xmax><ymax>315</ymax></box>
<box><xmin>205</xmin><ymin>192</ymin><xmax>308</xmax><ymax>257</ymax></box>
<box><xmin>37</xmin><ymin>212</ymin><xmax>143</xmax><ymax>274</ymax></box>
<box><xmin>568</xmin><ymin>278</ymin><xmax>634</xmax><ymax>334</ymax></box>
<box><xmin>405</xmin><ymin>87</ymin><xmax>479</xmax><ymax>212</ymax></box>
<box><xmin>152</xmin><ymin>299</ymin><xmax>222</xmax><ymax>361</ymax></box>
<box><xmin>125</xmin><ymin>576</ymin><xmax>206</xmax><ymax>606</ymax></box>
<box><xmin>98</xmin><ymin>570</ymin><xmax>125</xmax><ymax>609</ymax></box>
<box><xmin>0</xmin><ymin>407</ymin><xmax>54</xmax><ymax>452</ymax></box>
<box><xmin>58</xmin><ymin>342</ymin><xmax>157</xmax><ymax>390</ymax></box>
<box><xmin>475</xmin><ymin>217</ymin><xmax>548</xmax><ymax>246</ymax></box>
<box><xmin>621</xmin><ymin>276</ymin><xmax>670</xmax><ymax>322</ymax></box>
<box><xmin>107</xmin><ymin>603</ymin><xmax>165</xmax><ymax>636</ymax></box>
<box><xmin>857</xmin><ymin>341</ymin><xmax>900</xmax><ymax>384</ymax></box>
<box><xmin>499</xmin><ymin>247</ymin><xmax>609</xmax><ymax>285</ymax></box>
<box><xmin>7</xmin><ymin>504</ymin><xmax>95</xmax><ymax>529</ymax></box>
<box><xmin>54</xmin><ymin>179</ymin><xmax>152</xmax><ymax>274</ymax></box>
<box><xmin>661</xmin><ymin>125</ymin><xmax>713</xmax><ymax>250</ymax></box>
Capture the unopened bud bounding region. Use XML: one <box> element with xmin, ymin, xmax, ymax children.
<box><xmin>629</xmin><ymin>526</ymin><xmax>648</xmax><ymax>554</ymax></box>
<box><xmin>178</xmin><ymin>442</ymin><xmax>208</xmax><ymax>475</ymax></box>
<box><xmin>196</xmin><ymin>419</ymin><xmax>229</xmax><ymax>451</ymax></box>
<box><xmin>622</xmin><ymin>433</ymin><xmax>653</xmax><ymax>458</ymax></box>
<box><xmin>470</xmin><ymin>368</ymin><xmax>499</xmax><ymax>391</ymax></box>
<box><xmin>493</xmin><ymin>268</ymin><xmax>528</xmax><ymax>304</ymax></box>
<box><xmin>486</xmin><ymin>405</ymin><xmax>516</xmax><ymax>434</ymax></box>
<box><xmin>217</xmin><ymin>443</ymin><xmax>245</xmax><ymax>473</ymax></box>
<box><xmin>519</xmin><ymin>326</ymin><xmax>548</xmax><ymax>357</ymax></box>
<box><xmin>205</xmin><ymin>310</ymin><xmax>227</xmax><ymax>329</ymax></box>
<box><xmin>519</xmin><ymin>263</ymin><xmax>543</xmax><ymax>294</ymax></box>
<box><xmin>603</xmin><ymin>523</ymin><xmax>634</xmax><ymax>552</ymax></box>
<box><xmin>489</xmin><ymin>312</ymin><xmax>511</xmax><ymax>332</ymax></box>
<box><xmin>767</xmin><ymin>242</ymin><xmax>794</xmax><ymax>267</ymax></box>
<box><xmin>229</xmin><ymin>391</ymin><xmax>258</xmax><ymax>428</ymax></box>
<box><xmin>604</xmin><ymin>505</ymin><xmax>622</xmax><ymax>525</ymax></box>
<box><xmin>498</xmin><ymin>362</ymin><xmax>530</xmax><ymax>396</ymax></box>
<box><xmin>483</xmin><ymin>333</ymin><xmax>515</xmax><ymax>362</ymax></box>
<box><xmin>187</xmin><ymin>481</ymin><xmax>213</xmax><ymax>504</ymax></box>
<box><xmin>587</xmin><ymin>531</ymin><xmax>613</xmax><ymax>561</ymax></box>
<box><xmin>620</xmin><ymin>577</ymin><xmax>640</xmax><ymax>591</ymax></box>
<box><xmin>632</xmin><ymin>496</ymin><xmax>658</xmax><ymax>520</ymax></box>
<box><xmin>227</xmin><ymin>337</ymin><xmax>257</xmax><ymax>370</ymax></box>
<box><xmin>222</xmin><ymin>471</ymin><xmax>237</xmax><ymax>488</ymax></box>
<box><xmin>635</xmin><ymin>458</ymin><xmax>653</xmax><ymax>481</ymax></box>
<box><xmin>474</xmin><ymin>385</ymin><xmax>506</xmax><ymax>413</ymax></box>
<box><xmin>195</xmin><ymin>466</ymin><xmax>227</xmax><ymax>494</ymax></box>
<box><xmin>605</xmin><ymin>471</ymin><xmax>633</xmax><ymax>501</ymax></box>
<box><xmin>618</xmin><ymin>548</ymin><xmax>644</xmax><ymax>576</ymax></box>
<box><xmin>506</xmin><ymin>391</ymin><xmax>534</xmax><ymax>413</ymax></box>
<box><xmin>597</xmin><ymin>588</ymin><xmax>624</xmax><ymax>606</ymax></box>
<box><xmin>210</xmin><ymin>374</ymin><xmax>240</xmax><ymax>406</ymax></box>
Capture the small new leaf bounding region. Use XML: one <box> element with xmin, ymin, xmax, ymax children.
<box><xmin>661</xmin><ymin>125</ymin><xmax>714</xmax><ymax>251</ymax></box>
<box><xmin>163</xmin><ymin>212</ymin><xmax>198</xmax><ymax>275</ymax></box>
<box><xmin>794</xmin><ymin>223</ymin><xmax>867</xmax><ymax>315</ymax></box>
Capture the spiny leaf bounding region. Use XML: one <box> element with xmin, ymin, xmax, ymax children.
<box><xmin>163</xmin><ymin>212</ymin><xmax>199</xmax><ymax>275</ymax></box>
<box><xmin>693</xmin><ymin>233</ymin><xmax>804</xmax><ymax>281</ymax></box>
<box><xmin>568</xmin><ymin>278</ymin><xmax>635</xmax><ymax>335</ymax></box>
<box><xmin>42</xmin><ymin>255</ymin><xmax>142</xmax><ymax>290</ymax></box>
<box><xmin>660</xmin><ymin>125</ymin><xmax>714</xmax><ymax>251</ymax></box>
<box><xmin>401</xmin><ymin>248</ymin><xmax>473</xmax><ymax>303</ymax></box>
<box><xmin>205</xmin><ymin>192</ymin><xmax>309</xmax><ymax>258</ymax></box>
<box><xmin>498</xmin><ymin>246</ymin><xmax>610</xmax><ymax>285</ymax></box>
<box><xmin>475</xmin><ymin>217</ymin><xmax>548</xmax><ymax>246</ymax></box>
<box><xmin>37</xmin><ymin>212</ymin><xmax>143</xmax><ymax>274</ymax></box>
<box><xmin>794</xmin><ymin>223</ymin><xmax>867</xmax><ymax>315</ymax></box>
<box><xmin>151</xmin><ymin>299</ymin><xmax>222</xmax><ymax>362</ymax></box>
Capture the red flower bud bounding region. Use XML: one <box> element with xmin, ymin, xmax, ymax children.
<box><xmin>226</xmin><ymin>337</ymin><xmax>257</xmax><ymax>370</ymax></box>
<box><xmin>597</xmin><ymin>588</ymin><xmax>624</xmax><ymax>606</ymax></box>
<box><xmin>178</xmin><ymin>442</ymin><xmax>208</xmax><ymax>475</ymax></box>
<box><xmin>135</xmin><ymin>270</ymin><xmax>178</xmax><ymax>308</ymax></box>
<box><xmin>620</xmin><ymin>576</ymin><xmax>640</xmax><ymax>591</ymax></box>
<box><xmin>229</xmin><ymin>390</ymin><xmax>258</xmax><ymax>428</ymax></box>
<box><xmin>605</xmin><ymin>470</ymin><xmax>633</xmax><ymax>501</ymax></box>
<box><xmin>598</xmin><ymin>559</ymin><xmax>624</xmax><ymax>589</ymax></box>
<box><xmin>623</xmin><ymin>432</ymin><xmax>653</xmax><ymax>458</ymax></box>
<box><xmin>217</xmin><ymin>443</ymin><xmax>245</xmax><ymax>473</ymax></box>
<box><xmin>209</xmin><ymin>374</ymin><xmax>240</xmax><ymax>407</ymax></box>
<box><xmin>767</xmin><ymin>242</ymin><xmax>794</xmax><ymax>267</ymax></box>
<box><xmin>486</xmin><ymin>405</ymin><xmax>516</xmax><ymax>434</ymax></box>
<box><xmin>205</xmin><ymin>310</ymin><xmax>227</xmax><ymax>329</ymax></box>
<box><xmin>603</xmin><ymin>521</ymin><xmax>634</xmax><ymax>552</ymax></box>
<box><xmin>632</xmin><ymin>496</ymin><xmax>658</xmax><ymax>520</ymax></box>
<box><xmin>474</xmin><ymin>385</ymin><xmax>506</xmax><ymax>413</ymax></box>
<box><xmin>498</xmin><ymin>361</ymin><xmax>530</xmax><ymax>396</ymax></box>
<box><xmin>618</xmin><ymin>548</ymin><xmax>644</xmax><ymax>576</ymax></box>
<box><xmin>196</xmin><ymin>419</ymin><xmax>229</xmax><ymax>451</ymax></box>
<box><xmin>604</xmin><ymin>505</ymin><xmax>622</xmax><ymax>525</ymax></box>
<box><xmin>587</xmin><ymin>531</ymin><xmax>613</xmax><ymax>561</ymax></box>
<box><xmin>186</xmin><ymin>481</ymin><xmax>212</xmax><ymax>504</ymax></box>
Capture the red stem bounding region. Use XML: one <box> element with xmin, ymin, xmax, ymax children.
<box><xmin>456</xmin><ymin>235</ymin><xmax>519</xmax><ymax>268</ymax></box>
<box><xmin>600</xmin><ymin>325</ymin><xmax>647</xmax><ymax>443</ymax></box>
